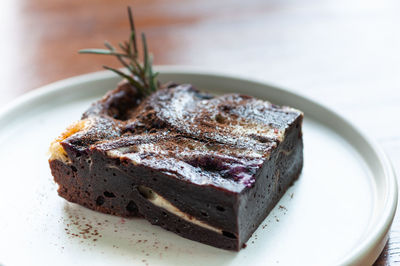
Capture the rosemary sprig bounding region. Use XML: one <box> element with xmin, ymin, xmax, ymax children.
<box><xmin>79</xmin><ymin>7</ymin><xmax>159</xmax><ymax>96</ymax></box>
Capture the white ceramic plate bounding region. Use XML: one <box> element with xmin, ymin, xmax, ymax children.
<box><xmin>0</xmin><ymin>67</ymin><xmax>397</xmax><ymax>266</ymax></box>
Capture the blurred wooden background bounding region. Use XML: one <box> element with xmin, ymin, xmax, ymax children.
<box><xmin>0</xmin><ymin>0</ymin><xmax>399</xmax><ymax>264</ymax></box>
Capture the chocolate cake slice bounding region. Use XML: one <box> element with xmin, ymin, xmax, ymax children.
<box><xmin>49</xmin><ymin>80</ymin><xmax>303</xmax><ymax>250</ymax></box>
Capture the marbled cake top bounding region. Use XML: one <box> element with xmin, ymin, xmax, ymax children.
<box><xmin>55</xmin><ymin>81</ymin><xmax>302</xmax><ymax>192</ymax></box>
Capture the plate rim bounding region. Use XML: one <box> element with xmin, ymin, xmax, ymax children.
<box><xmin>0</xmin><ymin>66</ymin><xmax>397</xmax><ymax>265</ymax></box>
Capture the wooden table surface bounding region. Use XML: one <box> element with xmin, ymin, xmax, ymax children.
<box><xmin>1</xmin><ymin>0</ymin><xmax>399</xmax><ymax>264</ymax></box>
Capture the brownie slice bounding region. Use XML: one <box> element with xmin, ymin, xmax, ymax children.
<box><xmin>49</xmin><ymin>81</ymin><xmax>303</xmax><ymax>250</ymax></box>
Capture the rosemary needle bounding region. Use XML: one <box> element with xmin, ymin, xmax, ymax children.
<box><xmin>79</xmin><ymin>7</ymin><xmax>159</xmax><ymax>96</ymax></box>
